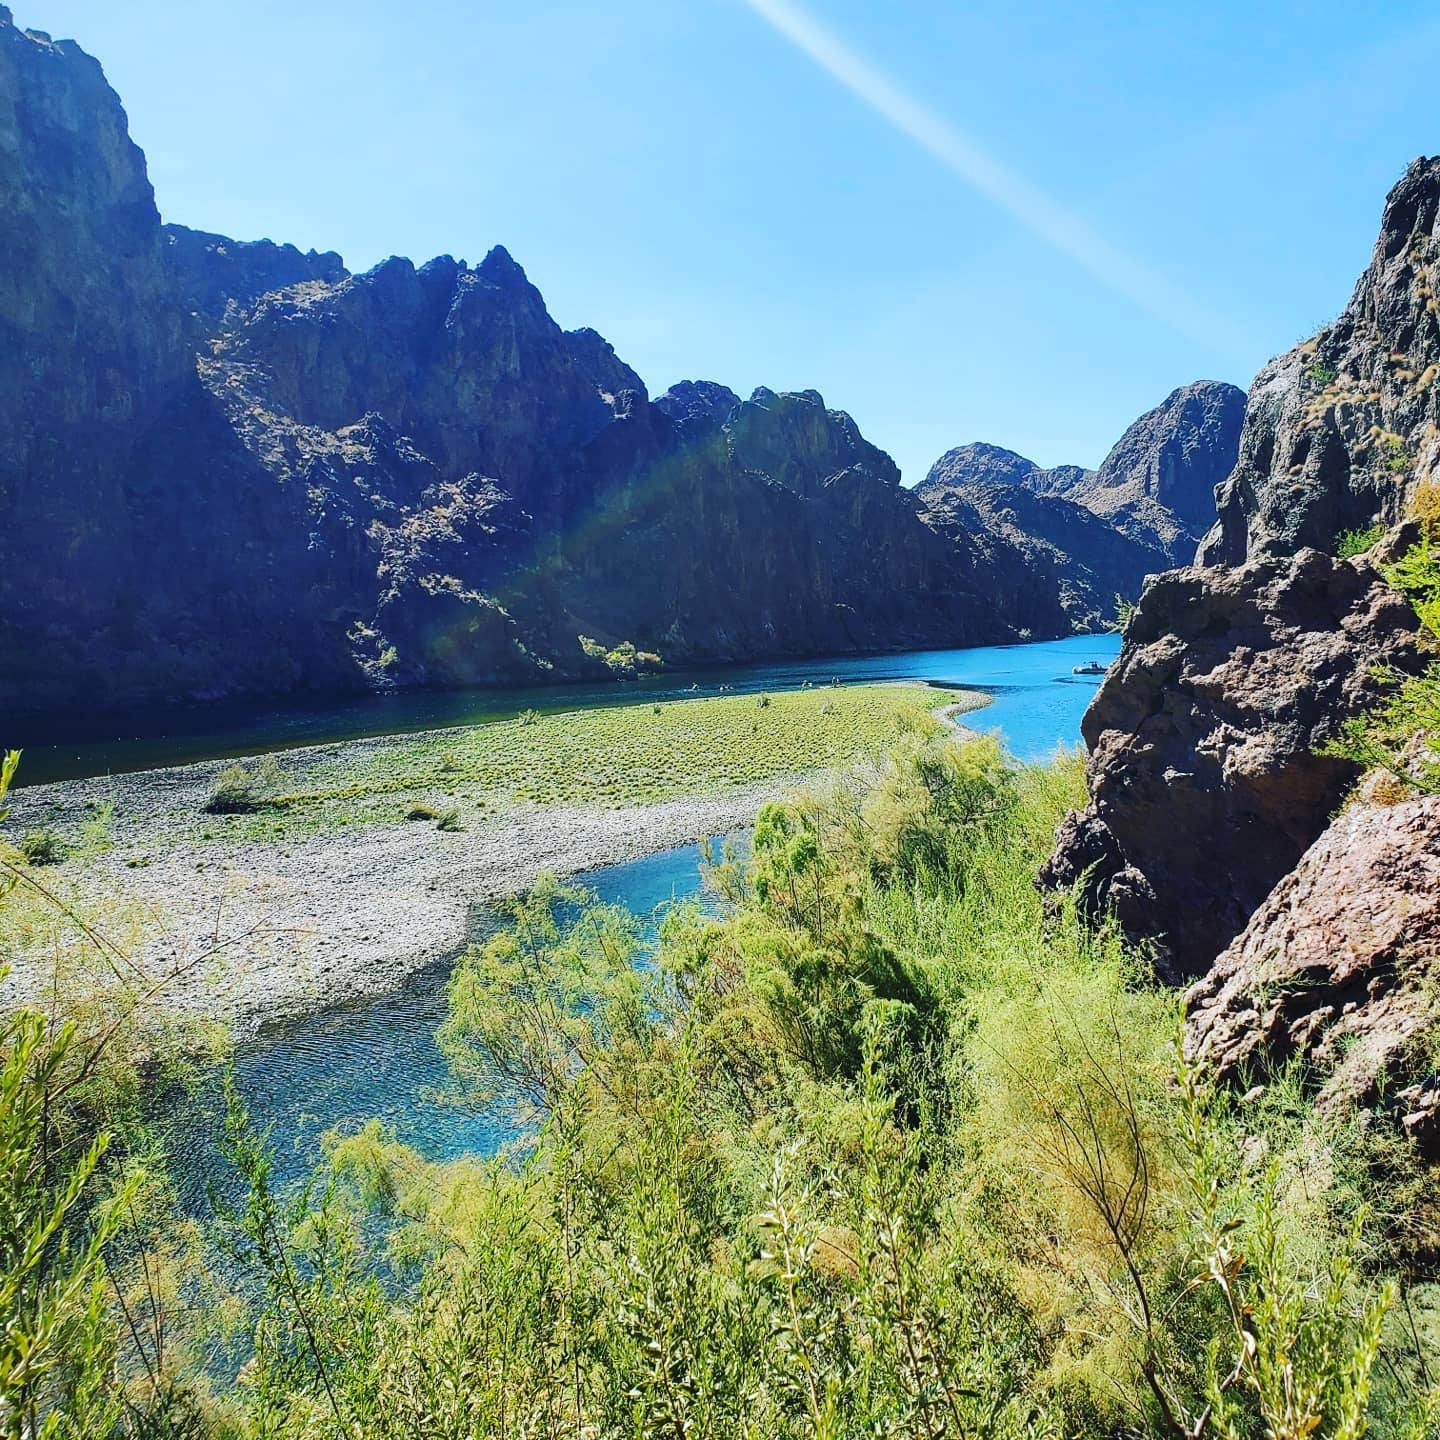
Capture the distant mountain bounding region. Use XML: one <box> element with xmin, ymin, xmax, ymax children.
<box><xmin>915</xmin><ymin>382</ymin><xmax>1244</xmax><ymax>629</ymax></box>
<box><xmin>0</xmin><ymin>10</ymin><xmax>1080</xmax><ymax>725</ymax></box>
<box><xmin>1077</xmin><ymin>381</ymin><xmax>1247</xmax><ymax>564</ymax></box>
<box><xmin>918</xmin><ymin>477</ymin><xmax>1169</xmax><ymax>633</ymax></box>
<box><xmin>921</xmin><ymin>382</ymin><xmax>1245</xmax><ymax>567</ymax></box>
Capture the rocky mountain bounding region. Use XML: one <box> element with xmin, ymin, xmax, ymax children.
<box><xmin>915</xmin><ymin>381</ymin><xmax>1243</xmax><ymax>628</ymax></box>
<box><xmin>919</xmin><ymin>477</ymin><xmax>1168</xmax><ymax>632</ymax></box>
<box><xmin>0</xmin><ymin>11</ymin><xmax>1076</xmax><ymax>726</ymax></box>
<box><xmin>1076</xmin><ymin>380</ymin><xmax>1247</xmax><ymax>563</ymax></box>
<box><xmin>163</xmin><ymin>223</ymin><xmax>348</xmax><ymax>330</ymax></box>
<box><xmin>1044</xmin><ymin>157</ymin><xmax>1440</xmax><ymax>1124</ymax></box>
<box><xmin>1202</xmin><ymin>158</ymin><xmax>1440</xmax><ymax>565</ymax></box>
<box><xmin>920</xmin><ymin>382</ymin><xmax>1245</xmax><ymax>569</ymax></box>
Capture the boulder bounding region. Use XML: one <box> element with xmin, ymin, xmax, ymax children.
<box><xmin>1185</xmin><ymin>793</ymin><xmax>1440</xmax><ymax>1146</ymax></box>
<box><xmin>1039</xmin><ymin>544</ymin><xmax>1423</xmax><ymax>978</ymax></box>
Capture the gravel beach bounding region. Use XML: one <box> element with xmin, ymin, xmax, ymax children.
<box><xmin>3</xmin><ymin>688</ymin><xmax>988</xmax><ymax>1035</ymax></box>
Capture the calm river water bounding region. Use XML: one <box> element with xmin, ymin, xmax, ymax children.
<box><xmin>143</xmin><ymin>631</ymin><xmax>1120</xmax><ymax>1194</ymax></box>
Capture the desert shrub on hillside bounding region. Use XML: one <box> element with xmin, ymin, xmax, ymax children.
<box><xmin>18</xmin><ymin>825</ymin><xmax>65</xmax><ymax>865</ymax></box>
<box><xmin>1327</xmin><ymin>516</ymin><xmax>1440</xmax><ymax>793</ymax></box>
<box><xmin>189</xmin><ymin>736</ymin><xmax>1432</xmax><ymax>1437</ymax></box>
<box><xmin>206</xmin><ymin>753</ymin><xmax>286</xmax><ymax>813</ymax></box>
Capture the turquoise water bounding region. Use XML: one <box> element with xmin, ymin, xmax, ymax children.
<box><xmin>17</xmin><ymin>632</ymin><xmax>1118</xmax><ymax>785</ymax></box>
<box><xmin>153</xmin><ymin>631</ymin><xmax>1118</xmax><ymax>1192</ymax></box>
<box><xmin>169</xmin><ymin>841</ymin><xmax>727</xmax><ymax>1200</ymax></box>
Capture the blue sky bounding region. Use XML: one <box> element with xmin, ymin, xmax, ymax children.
<box><xmin>28</xmin><ymin>0</ymin><xmax>1440</xmax><ymax>482</ymax></box>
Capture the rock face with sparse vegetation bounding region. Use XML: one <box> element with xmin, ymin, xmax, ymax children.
<box><xmin>1201</xmin><ymin>156</ymin><xmax>1440</xmax><ymax>565</ymax></box>
<box><xmin>0</xmin><ymin>10</ymin><xmax>1082</xmax><ymax>729</ymax></box>
<box><xmin>1047</xmin><ymin>158</ymin><xmax>1440</xmax><ymax>1006</ymax></box>
<box><xmin>1185</xmin><ymin>790</ymin><xmax>1440</xmax><ymax>1147</ymax></box>
<box><xmin>1040</xmin><ymin>544</ymin><xmax>1423</xmax><ymax>978</ymax></box>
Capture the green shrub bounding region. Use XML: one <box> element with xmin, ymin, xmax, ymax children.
<box><xmin>1325</xmin><ymin>533</ymin><xmax>1440</xmax><ymax>793</ymax></box>
<box><xmin>1337</xmin><ymin>523</ymin><xmax>1385</xmax><ymax>558</ymax></box>
<box><xmin>578</xmin><ymin>635</ymin><xmax>663</xmax><ymax>675</ymax></box>
<box><xmin>435</xmin><ymin>807</ymin><xmax>462</xmax><ymax>832</ymax></box>
<box><xmin>18</xmin><ymin>826</ymin><xmax>65</xmax><ymax>865</ymax></box>
<box><xmin>205</xmin><ymin>753</ymin><xmax>285</xmax><ymax>813</ymax></box>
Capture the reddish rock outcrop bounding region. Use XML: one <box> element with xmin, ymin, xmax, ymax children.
<box><xmin>1038</xmin><ymin>545</ymin><xmax>1422</xmax><ymax>978</ymax></box>
<box><xmin>1185</xmin><ymin>794</ymin><xmax>1440</xmax><ymax>1145</ymax></box>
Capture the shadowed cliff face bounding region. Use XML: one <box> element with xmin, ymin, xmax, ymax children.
<box><xmin>0</xmin><ymin>13</ymin><xmax>193</xmax><ymax>702</ymax></box>
<box><xmin>0</xmin><ymin>9</ymin><xmax>1076</xmax><ymax>722</ymax></box>
<box><xmin>918</xmin><ymin>478</ymin><xmax>1168</xmax><ymax>633</ymax></box>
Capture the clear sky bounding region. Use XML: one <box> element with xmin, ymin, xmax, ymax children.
<box><xmin>24</xmin><ymin>0</ymin><xmax>1440</xmax><ymax>483</ymax></box>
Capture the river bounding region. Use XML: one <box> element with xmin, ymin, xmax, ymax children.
<box><xmin>136</xmin><ymin>632</ymin><xmax>1121</xmax><ymax>1196</ymax></box>
<box><xmin>17</xmin><ymin>632</ymin><xmax>1119</xmax><ymax>785</ymax></box>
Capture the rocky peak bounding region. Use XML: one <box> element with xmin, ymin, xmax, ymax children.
<box><xmin>727</xmin><ymin>388</ymin><xmax>900</xmax><ymax>495</ymax></box>
<box><xmin>163</xmin><ymin>223</ymin><xmax>348</xmax><ymax>328</ymax></box>
<box><xmin>1202</xmin><ymin>158</ymin><xmax>1440</xmax><ymax>566</ymax></box>
<box><xmin>564</xmin><ymin>326</ymin><xmax>650</xmax><ymax>407</ymax></box>
<box><xmin>210</xmin><ymin>245</ymin><xmax>646</xmax><ymax>509</ymax></box>
<box><xmin>1077</xmin><ymin>380</ymin><xmax>1246</xmax><ymax>564</ymax></box>
<box><xmin>653</xmin><ymin>380</ymin><xmax>742</xmax><ymax>428</ymax></box>
<box><xmin>921</xmin><ymin>442</ymin><xmax>1039</xmax><ymax>492</ymax></box>
<box><xmin>919</xmin><ymin>382</ymin><xmax>1242</xmax><ymax>570</ymax></box>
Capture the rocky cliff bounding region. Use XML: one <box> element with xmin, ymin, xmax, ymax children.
<box><xmin>918</xmin><ymin>475</ymin><xmax>1167</xmax><ymax>632</ymax></box>
<box><xmin>1076</xmin><ymin>381</ymin><xmax>1246</xmax><ymax>565</ymax></box>
<box><xmin>0</xmin><ymin>10</ymin><xmax>1076</xmax><ymax>726</ymax></box>
<box><xmin>1045</xmin><ymin>159</ymin><xmax>1440</xmax><ymax>1018</ymax></box>
<box><xmin>1186</xmin><ymin>789</ymin><xmax>1440</xmax><ymax>1147</ymax></box>
<box><xmin>1202</xmin><ymin>157</ymin><xmax>1440</xmax><ymax>565</ymax></box>
<box><xmin>1038</xmin><ymin>544</ymin><xmax>1422</xmax><ymax>978</ymax></box>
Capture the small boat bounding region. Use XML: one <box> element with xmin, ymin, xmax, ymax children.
<box><xmin>1072</xmin><ymin>661</ymin><xmax>1107</xmax><ymax>676</ymax></box>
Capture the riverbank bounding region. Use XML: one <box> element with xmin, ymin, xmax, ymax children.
<box><xmin>1</xmin><ymin>684</ymin><xmax>986</xmax><ymax>1034</ymax></box>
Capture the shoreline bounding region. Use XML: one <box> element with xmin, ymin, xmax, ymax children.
<box><xmin>2</xmin><ymin>688</ymin><xmax>992</xmax><ymax>1036</ymax></box>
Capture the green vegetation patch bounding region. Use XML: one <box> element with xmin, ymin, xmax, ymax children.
<box><xmin>10</xmin><ymin>735</ymin><xmax>1433</xmax><ymax>1435</ymax></box>
<box><xmin>1336</xmin><ymin>523</ymin><xmax>1385</xmax><ymax>558</ymax></box>
<box><xmin>205</xmin><ymin>684</ymin><xmax>977</xmax><ymax>843</ymax></box>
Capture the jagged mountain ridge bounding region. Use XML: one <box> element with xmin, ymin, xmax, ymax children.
<box><xmin>0</xmin><ymin>10</ymin><xmax>1082</xmax><ymax>724</ymax></box>
<box><xmin>918</xmin><ymin>477</ymin><xmax>1168</xmax><ymax>633</ymax></box>
<box><xmin>915</xmin><ymin>381</ymin><xmax>1245</xmax><ymax>628</ymax></box>
<box><xmin>919</xmin><ymin>381</ymin><xmax>1246</xmax><ymax>568</ymax></box>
